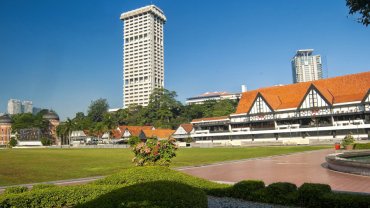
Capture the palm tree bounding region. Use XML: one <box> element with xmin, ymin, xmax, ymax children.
<box><xmin>64</xmin><ymin>118</ymin><xmax>74</xmax><ymax>145</ymax></box>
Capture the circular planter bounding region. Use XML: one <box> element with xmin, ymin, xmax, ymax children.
<box><xmin>344</xmin><ymin>144</ymin><xmax>354</xmax><ymax>150</ymax></box>
<box><xmin>326</xmin><ymin>151</ymin><xmax>370</xmax><ymax>176</ymax></box>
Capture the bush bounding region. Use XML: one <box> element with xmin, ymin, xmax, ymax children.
<box><xmin>77</xmin><ymin>181</ymin><xmax>207</xmax><ymax>208</ymax></box>
<box><xmin>354</xmin><ymin>143</ymin><xmax>370</xmax><ymax>150</ymax></box>
<box><xmin>131</xmin><ymin>138</ymin><xmax>177</xmax><ymax>166</ymax></box>
<box><xmin>40</xmin><ymin>137</ymin><xmax>52</xmax><ymax>146</ymax></box>
<box><xmin>128</xmin><ymin>136</ymin><xmax>140</xmax><ymax>146</ymax></box>
<box><xmin>253</xmin><ymin>182</ymin><xmax>298</xmax><ymax>205</ymax></box>
<box><xmin>8</xmin><ymin>138</ymin><xmax>17</xmax><ymax>147</ymax></box>
<box><xmin>4</xmin><ymin>186</ymin><xmax>28</xmax><ymax>194</ymax></box>
<box><xmin>0</xmin><ymin>185</ymin><xmax>120</xmax><ymax>208</ymax></box>
<box><xmin>298</xmin><ymin>183</ymin><xmax>332</xmax><ymax>207</ymax></box>
<box><xmin>32</xmin><ymin>184</ymin><xmax>57</xmax><ymax>190</ymax></box>
<box><xmin>0</xmin><ymin>169</ymin><xmax>209</xmax><ymax>208</ymax></box>
<box><xmin>93</xmin><ymin>166</ymin><xmax>228</xmax><ymax>193</ymax></box>
<box><xmin>341</xmin><ymin>133</ymin><xmax>355</xmax><ymax>146</ymax></box>
<box><xmin>232</xmin><ymin>180</ymin><xmax>265</xmax><ymax>200</ymax></box>
<box><xmin>321</xmin><ymin>192</ymin><xmax>370</xmax><ymax>208</ymax></box>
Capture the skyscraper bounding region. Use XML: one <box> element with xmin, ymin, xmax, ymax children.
<box><xmin>22</xmin><ymin>101</ymin><xmax>33</xmax><ymax>114</ymax></box>
<box><xmin>291</xmin><ymin>49</ymin><xmax>323</xmax><ymax>83</ymax></box>
<box><xmin>120</xmin><ymin>5</ymin><xmax>166</xmax><ymax>108</ymax></box>
<box><xmin>7</xmin><ymin>99</ymin><xmax>22</xmax><ymax>115</ymax></box>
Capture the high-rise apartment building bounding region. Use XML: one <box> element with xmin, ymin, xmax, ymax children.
<box><xmin>291</xmin><ymin>49</ymin><xmax>323</xmax><ymax>83</ymax></box>
<box><xmin>22</xmin><ymin>101</ymin><xmax>33</xmax><ymax>113</ymax></box>
<box><xmin>7</xmin><ymin>99</ymin><xmax>22</xmax><ymax>115</ymax></box>
<box><xmin>120</xmin><ymin>5</ymin><xmax>166</xmax><ymax>108</ymax></box>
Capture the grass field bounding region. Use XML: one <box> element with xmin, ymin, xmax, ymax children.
<box><xmin>0</xmin><ymin>146</ymin><xmax>329</xmax><ymax>186</ymax></box>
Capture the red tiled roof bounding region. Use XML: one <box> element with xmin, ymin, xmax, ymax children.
<box><xmin>117</xmin><ymin>125</ymin><xmax>154</xmax><ymax>137</ymax></box>
<box><xmin>180</xmin><ymin>123</ymin><xmax>193</xmax><ymax>133</ymax></box>
<box><xmin>142</xmin><ymin>129</ymin><xmax>175</xmax><ymax>139</ymax></box>
<box><xmin>235</xmin><ymin>71</ymin><xmax>370</xmax><ymax>114</ymax></box>
<box><xmin>192</xmin><ymin>116</ymin><xmax>229</xmax><ymax>123</ymax></box>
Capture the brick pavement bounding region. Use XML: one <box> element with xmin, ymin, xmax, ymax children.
<box><xmin>179</xmin><ymin>149</ymin><xmax>370</xmax><ymax>193</ymax></box>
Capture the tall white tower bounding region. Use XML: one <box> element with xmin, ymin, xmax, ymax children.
<box><xmin>291</xmin><ymin>49</ymin><xmax>323</xmax><ymax>83</ymax></box>
<box><xmin>120</xmin><ymin>5</ymin><xmax>166</xmax><ymax>108</ymax></box>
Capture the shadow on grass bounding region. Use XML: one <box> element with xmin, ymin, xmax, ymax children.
<box><xmin>76</xmin><ymin>181</ymin><xmax>207</xmax><ymax>208</ymax></box>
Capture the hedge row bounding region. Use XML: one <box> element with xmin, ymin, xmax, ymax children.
<box><xmin>0</xmin><ymin>183</ymin><xmax>207</xmax><ymax>208</ymax></box>
<box><xmin>2</xmin><ymin>167</ymin><xmax>370</xmax><ymax>208</ymax></box>
<box><xmin>1</xmin><ymin>167</ymin><xmax>212</xmax><ymax>208</ymax></box>
<box><xmin>223</xmin><ymin>180</ymin><xmax>370</xmax><ymax>208</ymax></box>
<box><xmin>354</xmin><ymin>143</ymin><xmax>370</xmax><ymax>150</ymax></box>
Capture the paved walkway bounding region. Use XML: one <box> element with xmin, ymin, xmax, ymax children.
<box><xmin>179</xmin><ymin>149</ymin><xmax>370</xmax><ymax>193</ymax></box>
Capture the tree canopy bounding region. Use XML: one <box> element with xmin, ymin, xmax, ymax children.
<box><xmin>55</xmin><ymin>88</ymin><xmax>239</xmax><ymax>144</ymax></box>
<box><xmin>346</xmin><ymin>0</ymin><xmax>370</xmax><ymax>26</ymax></box>
<box><xmin>87</xmin><ymin>98</ymin><xmax>109</xmax><ymax>122</ymax></box>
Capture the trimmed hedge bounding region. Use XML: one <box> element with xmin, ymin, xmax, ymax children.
<box><xmin>0</xmin><ymin>167</ymin><xmax>215</xmax><ymax>208</ymax></box>
<box><xmin>31</xmin><ymin>184</ymin><xmax>57</xmax><ymax>190</ymax></box>
<box><xmin>298</xmin><ymin>183</ymin><xmax>331</xmax><ymax>207</ymax></box>
<box><xmin>2</xmin><ymin>167</ymin><xmax>370</xmax><ymax>208</ymax></box>
<box><xmin>252</xmin><ymin>182</ymin><xmax>298</xmax><ymax>205</ymax></box>
<box><xmin>231</xmin><ymin>180</ymin><xmax>265</xmax><ymax>200</ymax></box>
<box><xmin>93</xmin><ymin>166</ymin><xmax>229</xmax><ymax>192</ymax></box>
<box><xmin>3</xmin><ymin>186</ymin><xmax>28</xmax><ymax>194</ymax></box>
<box><xmin>354</xmin><ymin>143</ymin><xmax>370</xmax><ymax>150</ymax></box>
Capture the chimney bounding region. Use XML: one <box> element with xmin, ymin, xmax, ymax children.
<box><xmin>241</xmin><ymin>85</ymin><xmax>247</xmax><ymax>93</ymax></box>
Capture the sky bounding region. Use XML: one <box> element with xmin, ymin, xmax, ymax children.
<box><xmin>0</xmin><ymin>0</ymin><xmax>369</xmax><ymax>120</ymax></box>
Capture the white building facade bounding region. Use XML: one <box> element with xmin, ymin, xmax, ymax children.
<box><xmin>7</xmin><ymin>99</ymin><xmax>22</xmax><ymax>115</ymax></box>
<box><xmin>292</xmin><ymin>49</ymin><xmax>323</xmax><ymax>83</ymax></box>
<box><xmin>22</xmin><ymin>101</ymin><xmax>33</xmax><ymax>114</ymax></box>
<box><xmin>191</xmin><ymin>72</ymin><xmax>370</xmax><ymax>146</ymax></box>
<box><xmin>120</xmin><ymin>5</ymin><xmax>166</xmax><ymax>108</ymax></box>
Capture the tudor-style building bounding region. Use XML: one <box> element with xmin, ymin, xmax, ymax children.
<box><xmin>191</xmin><ymin>71</ymin><xmax>370</xmax><ymax>145</ymax></box>
<box><xmin>173</xmin><ymin>123</ymin><xmax>194</xmax><ymax>141</ymax></box>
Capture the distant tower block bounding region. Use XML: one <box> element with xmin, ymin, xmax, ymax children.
<box><xmin>291</xmin><ymin>49</ymin><xmax>323</xmax><ymax>83</ymax></box>
<box><xmin>120</xmin><ymin>5</ymin><xmax>166</xmax><ymax>108</ymax></box>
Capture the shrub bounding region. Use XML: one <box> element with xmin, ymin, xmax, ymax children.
<box><xmin>321</xmin><ymin>192</ymin><xmax>370</xmax><ymax>208</ymax></box>
<box><xmin>131</xmin><ymin>138</ymin><xmax>177</xmax><ymax>166</ymax></box>
<box><xmin>8</xmin><ymin>138</ymin><xmax>17</xmax><ymax>147</ymax></box>
<box><xmin>0</xmin><ymin>177</ymin><xmax>207</xmax><ymax>208</ymax></box>
<box><xmin>232</xmin><ymin>180</ymin><xmax>265</xmax><ymax>200</ymax></box>
<box><xmin>0</xmin><ymin>185</ymin><xmax>120</xmax><ymax>208</ymax></box>
<box><xmin>32</xmin><ymin>184</ymin><xmax>56</xmax><ymax>190</ymax></box>
<box><xmin>354</xmin><ymin>143</ymin><xmax>370</xmax><ymax>150</ymax></box>
<box><xmin>341</xmin><ymin>133</ymin><xmax>355</xmax><ymax>146</ymax></box>
<box><xmin>77</xmin><ymin>181</ymin><xmax>207</xmax><ymax>208</ymax></box>
<box><xmin>298</xmin><ymin>183</ymin><xmax>332</xmax><ymax>207</ymax></box>
<box><xmin>253</xmin><ymin>182</ymin><xmax>298</xmax><ymax>205</ymax></box>
<box><xmin>3</xmin><ymin>186</ymin><xmax>28</xmax><ymax>194</ymax></box>
<box><xmin>128</xmin><ymin>136</ymin><xmax>140</xmax><ymax>146</ymax></box>
<box><xmin>93</xmin><ymin>166</ymin><xmax>229</xmax><ymax>193</ymax></box>
<box><xmin>40</xmin><ymin>137</ymin><xmax>52</xmax><ymax>146</ymax></box>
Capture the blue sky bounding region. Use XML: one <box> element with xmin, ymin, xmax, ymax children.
<box><xmin>0</xmin><ymin>0</ymin><xmax>369</xmax><ymax>120</ymax></box>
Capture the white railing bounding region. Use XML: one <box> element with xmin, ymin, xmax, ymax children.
<box><xmin>193</xmin><ymin>130</ymin><xmax>210</xmax><ymax>134</ymax></box>
<box><xmin>334</xmin><ymin>119</ymin><xmax>365</xmax><ymax>126</ymax></box>
<box><xmin>231</xmin><ymin>127</ymin><xmax>250</xmax><ymax>132</ymax></box>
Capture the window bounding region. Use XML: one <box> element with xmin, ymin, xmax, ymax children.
<box><xmin>256</xmin><ymin>97</ymin><xmax>264</xmax><ymax>113</ymax></box>
<box><xmin>309</xmin><ymin>90</ymin><xmax>318</xmax><ymax>108</ymax></box>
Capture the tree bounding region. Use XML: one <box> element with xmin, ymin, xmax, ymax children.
<box><xmin>11</xmin><ymin>113</ymin><xmax>49</xmax><ymax>134</ymax></box>
<box><xmin>212</xmin><ymin>100</ymin><xmax>238</xmax><ymax>117</ymax></box>
<box><xmin>146</xmin><ymin>88</ymin><xmax>183</xmax><ymax>128</ymax></box>
<box><xmin>87</xmin><ymin>99</ymin><xmax>109</xmax><ymax>122</ymax></box>
<box><xmin>346</xmin><ymin>0</ymin><xmax>370</xmax><ymax>26</ymax></box>
<box><xmin>8</xmin><ymin>138</ymin><xmax>17</xmax><ymax>148</ymax></box>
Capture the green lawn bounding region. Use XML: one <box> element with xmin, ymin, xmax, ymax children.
<box><xmin>0</xmin><ymin>146</ymin><xmax>329</xmax><ymax>186</ymax></box>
